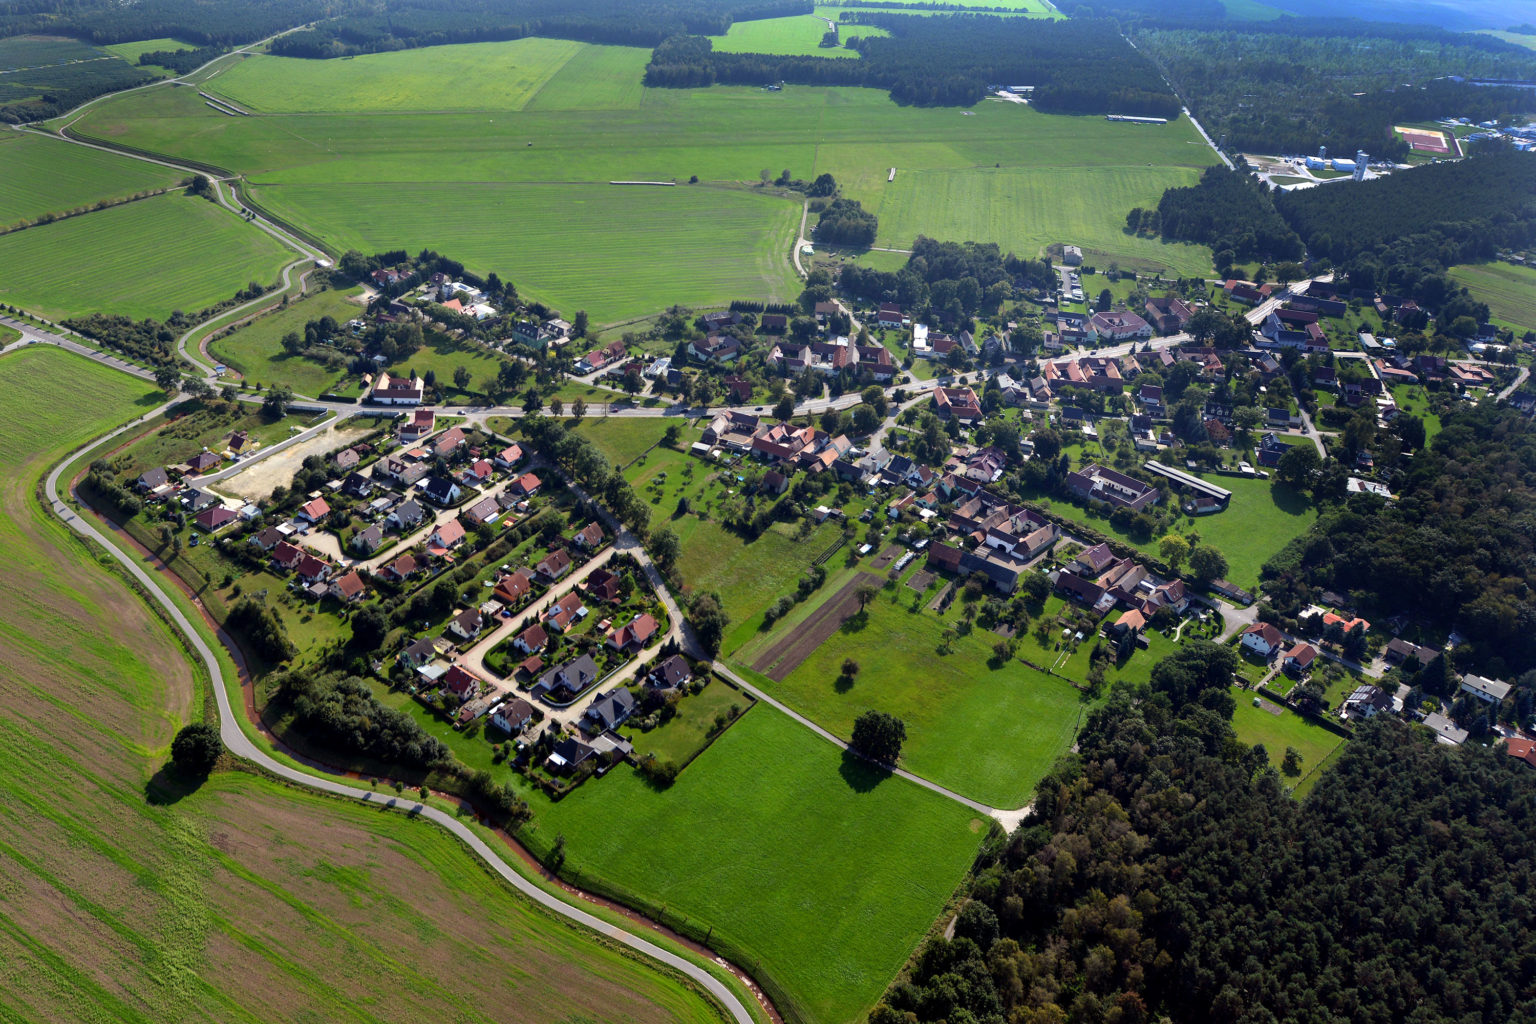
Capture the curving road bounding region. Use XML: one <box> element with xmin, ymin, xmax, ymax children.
<box><xmin>41</xmin><ymin>412</ymin><xmax>759</xmax><ymax>1024</ymax></box>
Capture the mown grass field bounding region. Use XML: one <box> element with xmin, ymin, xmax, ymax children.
<box><xmin>733</xmin><ymin>563</ymin><xmax>1085</xmax><ymax>808</ymax></box>
<box><xmin>0</xmin><ymin>193</ymin><xmax>291</xmax><ymax>320</ymax></box>
<box><xmin>73</xmin><ymin>42</ymin><xmax>1220</xmax><ymax>322</ymax></box>
<box><xmin>816</xmin><ymin>0</ymin><xmax>1057</xmax><ymax>14</ymax></box>
<box><xmin>0</xmin><ymin>347</ymin><xmax>723</xmax><ymax>1024</ymax></box>
<box><xmin>102</xmin><ymin>37</ymin><xmax>196</xmax><ymax>63</ymax></box>
<box><xmin>210</xmin><ymin>37</ymin><xmax>586</xmax><ymax>112</ymax></box>
<box><xmin>207</xmin><ymin>286</ymin><xmax>364</xmax><ymax>394</ymax></box>
<box><xmin>385</xmin><ymin>330</ymin><xmax>510</xmax><ymax>394</ymax></box>
<box><xmin>0</xmin><ymin>131</ymin><xmax>180</xmax><ymax>227</ymax></box>
<box><xmin>1448</xmin><ymin>262</ymin><xmax>1536</xmax><ymax>333</ymax></box>
<box><xmin>1230</xmin><ymin>686</ymin><xmax>1346</xmax><ymax>787</ymax></box>
<box><xmin>712</xmin><ymin>15</ymin><xmax>884</xmax><ymax>57</ymax></box>
<box><xmin>573</xmin><ymin>415</ymin><xmax>677</xmax><ymax>466</ymax></box>
<box><xmin>1028</xmin><ymin>471</ymin><xmax>1316</xmax><ymax>591</ymax></box>
<box><xmin>526</xmin><ymin>706</ymin><xmax>983</xmax><ymax>1024</ymax></box>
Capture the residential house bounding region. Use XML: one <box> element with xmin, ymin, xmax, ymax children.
<box><xmin>609</xmin><ymin>612</ymin><xmax>658</xmax><ymax>651</ymax></box>
<box><xmin>387</xmin><ymin>499</ymin><xmax>425</xmax><ymax>530</ymax></box>
<box><xmin>1503</xmin><ymin>737</ymin><xmax>1536</xmax><ymax>769</ymax></box>
<box><xmin>650</xmin><ymin>654</ymin><xmax>692</xmax><ymax>690</ymax></box>
<box><xmin>1240</xmin><ymin>622</ymin><xmax>1284</xmax><ymax>658</ymax></box>
<box><xmin>271</xmin><ymin>541</ymin><xmax>305</xmax><ymax>572</ymax></box>
<box><xmin>494</xmin><ymin>568</ymin><xmax>533</xmax><ymax>607</ymax></box>
<box><xmin>514</xmin><ymin>622</ymin><xmax>548</xmax><ymax>654</ymax></box>
<box><xmin>371</xmin><ymin>373</ymin><xmax>425</xmax><ymax>405</ymax></box>
<box><xmin>933</xmin><ymin>385</ymin><xmax>983</xmax><ymax>423</ymax></box>
<box><xmin>422</xmin><ymin>477</ymin><xmax>461</xmax><ymax>506</ymax></box>
<box><xmin>1343</xmin><ymin>684</ymin><xmax>1393</xmax><ymax>719</ymax></box>
<box><xmin>382</xmin><ymin>553</ymin><xmax>420</xmax><ymax>581</ymax></box>
<box><xmin>430</xmin><ymin>519</ymin><xmax>466</xmax><ymax>551</ymax></box>
<box><xmin>380</xmin><ymin>454</ymin><xmax>428</xmax><ymax>487</ymax></box>
<box><xmin>298</xmin><ymin>497</ymin><xmax>331</xmax><ymax>523</ymax></box>
<box><xmin>446</xmin><ymin>608</ymin><xmax>483</xmax><ymax>642</ymax></box>
<box><xmin>571</xmin><ymin>523</ymin><xmax>604</xmax><ymax>551</ymax></box>
<box><xmin>509</xmin><ymin>472</ymin><xmax>542</xmax><ymax>498</ymax></box>
<box><xmin>186</xmin><ymin>450</ymin><xmax>222</xmax><ymax>474</ymax></box>
<box><xmin>1138</xmin><ymin>383</ymin><xmax>1164</xmax><ymax>409</ymax></box>
<box><xmin>584</xmin><ymin>568</ymin><xmax>622</xmax><ymax>603</ymax></box>
<box><xmin>534</xmin><ymin>653</ymin><xmax>600</xmax><ymax>703</ymax></box>
<box><xmin>490</xmin><ymin>698</ymin><xmax>535</xmax><ymax>735</ymax></box>
<box><xmin>536</xmin><ymin>548</ymin><xmax>572</xmax><ymax>583</ymax></box>
<box><xmin>1224</xmin><ymin>280</ymin><xmax>1263</xmax><ymax>305</ymax></box>
<box><xmin>1144</xmin><ymin>295</ymin><xmax>1195</xmax><ymax>334</ymax></box>
<box><xmin>441</xmin><ymin>664</ymin><xmax>481</xmax><ymax>703</ymax></box>
<box><xmin>1283</xmin><ymin>642</ymin><xmax>1318</xmax><ymax>676</ymax></box>
<box><xmin>760</xmin><ymin>313</ymin><xmax>788</xmax><ymax>333</ymax></box>
<box><xmin>1066</xmin><ymin>464</ymin><xmax>1158</xmax><ymax>511</ymax></box>
<box><xmin>399</xmin><ymin>408</ymin><xmax>436</xmax><ymax>443</ymax></box>
<box><xmin>584</xmin><ymin>688</ymin><xmax>637</xmax><ymax>733</ymax></box>
<box><xmin>1423</xmin><ymin>711</ymin><xmax>1468</xmax><ymax>745</ymax></box>
<box><xmin>294</xmin><ymin>553</ymin><xmax>333</xmax><ymax>585</ymax></box>
<box><xmin>331</xmin><ymin>571</ymin><xmax>365</xmax><ymax>604</ymax></box>
<box><xmin>876</xmin><ymin>303</ymin><xmax>905</xmax><ymax>328</ymax></box>
<box><xmin>1460</xmin><ymin>673</ymin><xmax>1511</xmax><ymax>705</ymax></box>
<box><xmin>136</xmin><ymin>466</ymin><xmax>170</xmax><ymax>492</ymax></box>
<box><xmin>494</xmin><ymin>443</ymin><xmax>525</xmax><ymax>469</ymax></box>
<box><xmin>1088</xmin><ymin>311</ymin><xmax>1153</xmax><ymax>341</ymax></box>
<box><xmin>463</xmin><ymin>495</ymin><xmax>500</xmax><ymax>525</ymax></box>
<box><xmin>398</xmin><ymin>635</ymin><xmax>438</xmax><ymax>668</ymax></box>
<box><xmin>1384</xmin><ymin>637</ymin><xmax>1438</xmax><ymax>668</ymax></box>
<box><xmin>545</xmin><ymin>736</ymin><xmax>596</xmax><ymax>775</ymax></box>
<box><xmin>342</xmin><ymin>472</ymin><xmax>374</xmax><ymax>499</ymax></box>
<box><xmin>332</xmin><ymin>448</ymin><xmax>360</xmax><ymax>472</ymax></box>
<box><xmin>250</xmin><ymin>526</ymin><xmax>284</xmax><ymax>552</ymax></box>
<box><xmin>431</xmin><ymin>427</ymin><xmax>467</xmax><ymax>460</ymax></box>
<box><xmin>351</xmin><ymin>524</ymin><xmax>384</xmax><ymax>554</ymax></box>
<box><xmin>459</xmin><ymin>459</ymin><xmax>494</xmax><ymax>488</ymax></box>
<box><xmin>690</xmin><ymin>333</ymin><xmax>742</xmax><ymax>364</ymax></box>
<box><xmin>545</xmin><ymin>591</ymin><xmax>586</xmax><ymax>632</ymax></box>
<box><xmin>193</xmin><ymin>506</ymin><xmax>237</xmax><ymax>532</ymax></box>
<box><xmin>184</xmin><ymin>488</ymin><xmax>220</xmax><ymax>512</ymax></box>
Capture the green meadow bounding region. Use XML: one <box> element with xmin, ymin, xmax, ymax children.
<box><xmin>733</xmin><ymin>563</ymin><xmax>1086</xmax><ymax>808</ymax></box>
<box><xmin>73</xmin><ymin>40</ymin><xmax>1220</xmax><ymax>323</ymax></box>
<box><xmin>208</xmin><ymin>286</ymin><xmax>365</xmax><ymax>394</ymax></box>
<box><xmin>0</xmin><ymin>131</ymin><xmax>180</xmax><ymax>227</ymax></box>
<box><xmin>525</xmin><ymin>706</ymin><xmax>983</xmax><ymax>1024</ymax></box>
<box><xmin>1448</xmin><ymin>261</ymin><xmax>1536</xmax><ymax>333</ymax></box>
<box><xmin>0</xmin><ymin>192</ymin><xmax>292</xmax><ymax>320</ymax></box>
<box><xmin>1230</xmin><ymin>686</ymin><xmax>1346</xmax><ymax>792</ymax></box>
<box><xmin>712</xmin><ymin>15</ymin><xmax>886</xmax><ymax>57</ymax></box>
<box><xmin>0</xmin><ymin>347</ymin><xmax>723</xmax><ymax>1024</ymax></box>
<box><xmin>102</xmin><ymin>36</ymin><xmax>197</xmax><ymax>63</ymax></box>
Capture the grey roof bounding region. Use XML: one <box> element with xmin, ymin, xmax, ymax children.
<box><xmin>585</xmin><ymin>688</ymin><xmax>637</xmax><ymax>731</ymax></box>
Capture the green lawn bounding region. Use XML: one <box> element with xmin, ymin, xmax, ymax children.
<box><xmin>1029</xmin><ymin>471</ymin><xmax>1317</xmax><ymax>592</ymax></box>
<box><xmin>0</xmin><ymin>346</ymin><xmax>721</xmax><ymax>1024</ymax></box>
<box><xmin>101</xmin><ymin>37</ymin><xmax>197</xmax><ymax>63</ymax></box>
<box><xmin>711</xmin><ymin>15</ymin><xmax>885</xmax><ymax>58</ymax></box>
<box><xmin>0</xmin><ymin>131</ymin><xmax>180</xmax><ymax>227</ymax></box>
<box><xmin>386</xmin><ymin>331</ymin><xmax>510</xmax><ymax>398</ymax></box>
<box><xmin>1388</xmin><ymin>383</ymin><xmax>1444</xmax><ymax>441</ymax></box>
<box><xmin>210</xmin><ymin>37</ymin><xmax>587</xmax><ymax>112</ymax></box>
<box><xmin>1229</xmin><ymin>686</ymin><xmax>1346</xmax><ymax>792</ymax></box>
<box><xmin>73</xmin><ymin>43</ymin><xmax>1221</xmax><ymax>320</ymax></box>
<box><xmin>675</xmin><ymin>513</ymin><xmax>845</xmax><ymax>629</ymax></box>
<box><xmin>573</xmin><ymin>416</ymin><xmax>680</xmax><ymax>466</ymax></box>
<box><xmin>623</xmin><ymin>675</ymin><xmax>751</xmax><ymax>766</ymax></box>
<box><xmin>207</xmin><ymin>286</ymin><xmax>365</xmax><ymax>395</ymax></box>
<box><xmin>0</xmin><ymin>192</ymin><xmax>292</xmax><ymax>321</ymax></box>
<box><xmin>732</xmin><ymin>567</ymin><xmax>1085</xmax><ymax>808</ymax></box>
<box><xmin>1448</xmin><ymin>262</ymin><xmax>1536</xmax><ymax>333</ymax></box>
<box><xmin>527</xmin><ymin>706</ymin><xmax>983</xmax><ymax>1024</ymax></box>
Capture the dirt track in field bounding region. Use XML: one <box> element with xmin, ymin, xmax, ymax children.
<box><xmin>751</xmin><ymin>572</ymin><xmax>882</xmax><ymax>681</ymax></box>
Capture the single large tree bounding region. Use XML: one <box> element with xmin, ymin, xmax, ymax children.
<box><xmin>851</xmin><ymin>710</ymin><xmax>906</xmax><ymax>765</ymax></box>
<box><xmin>1188</xmin><ymin>544</ymin><xmax>1228</xmax><ymax>585</ymax></box>
<box><xmin>1276</xmin><ymin>443</ymin><xmax>1320</xmax><ymax>489</ymax></box>
<box><xmin>170</xmin><ymin>722</ymin><xmax>221</xmax><ymax>776</ymax></box>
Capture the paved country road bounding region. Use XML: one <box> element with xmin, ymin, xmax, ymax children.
<box><xmin>40</xmin><ymin>416</ymin><xmax>759</xmax><ymax>1024</ymax></box>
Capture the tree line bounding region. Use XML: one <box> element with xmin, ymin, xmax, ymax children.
<box><xmin>872</xmin><ymin>644</ymin><xmax>1536</xmax><ymax>1024</ymax></box>
<box><xmin>269</xmin><ymin>0</ymin><xmax>810</xmax><ymax>58</ymax></box>
<box><xmin>1136</xmin><ymin>22</ymin><xmax>1536</xmax><ymax>160</ymax></box>
<box><xmin>1140</xmin><ymin>164</ymin><xmax>1304</xmax><ymax>268</ymax></box>
<box><xmin>837</xmin><ymin>236</ymin><xmax>1052</xmax><ymax>326</ymax></box>
<box><xmin>646</xmin><ymin>16</ymin><xmax>1181</xmax><ymax>115</ymax></box>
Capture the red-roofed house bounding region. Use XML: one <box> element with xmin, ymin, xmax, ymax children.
<box><xmin>194</xmin><ymin>506</ymin><xmax>237</xmax><ymax>532</ymax></box>
<box><xmin>299</xmin><ymin>497</ymin><xmax>331</xmax><ymax>523</ymax></box>
<box><xmin>441</xmin><ymin>664</ymin><xmax>481</xmax><ymax>702</ymax></box>
<box><xmin>1241</xmin><ymin>622</ymin><xmax>1284</xmax><ymax>658</ymax></box>
<box><xmin>430</xmin><ymin>519</ymin><xmax>466</xmax><ymax>551</ymax></box>
<box><xmin>1283</xmin><ymin>642</ymin><xmax>1317</xmax><ymax>675</ymax></box>
<box><xmin>331</xmin><ymin>571</ymin><xmax>366</xmax><ymax>604</ymax></box>
<box><xmin>609</xmin><ymin>612</ymin><xmax>659</xmax><ymax>651</ymax></box>
<box><xmin>1504</xmin><ymin>737</ymin><xmax>1536</xmax><ymax>769</ymax></box>
<box><xmin>510</xmin><ymin>472</ymin><xmax>542</xmax><ymax>498</ymax></box>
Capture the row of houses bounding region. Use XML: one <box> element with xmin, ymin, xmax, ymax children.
<box><xmin>1052</xmin><ymin>542</ymin><xmax>1190</xmax><ymax>621</ymax></box>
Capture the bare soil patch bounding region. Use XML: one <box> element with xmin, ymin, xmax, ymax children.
<box><xmin>218</xmin><ymin>418</ymin><xmax>371</xmax><ymax>502</ymax></box>
<box><xmin>871</xmin><ymin>543</ymin><xmax>901</xmax><ymax>570</ymax></box>
<box><xmin>906</xmin><ymin>569</ymin><xmax>936</xmax><ymax>592</ymax></box>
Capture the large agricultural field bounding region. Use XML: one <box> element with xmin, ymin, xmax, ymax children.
<box><xmin>0</xmin><ymin>131</ymin><xmax>181</xmax><ymax>227</ymax></box>
<box><xmin>69</xmin><ymin>39</ymin><xmax>1220</xmax><ymax>323</ymax></box>
<box><xmin>1448</xmin><ymin>262</ymin><xmax>1536</xmax><ymax>333</ymax></box>
<box><xmin>525</xmin><ymin>706</ymin><xmax>984</xmax><ymax>1024</ymax></box>
<box><xmin>0</xmin><ymin>347</ymin><xmax>725</xmax><ymax>1024</ymax></box>
<box><xmin>0</xmin><ymin>192</ymin><xmax>292</xmax><ymax>321</ymax></box>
